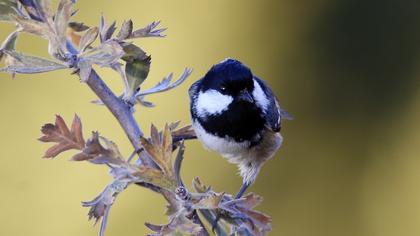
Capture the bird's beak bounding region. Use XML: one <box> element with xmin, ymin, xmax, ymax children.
<box><xmin>237</xmin><ymin>90</ymin><xmax>254</xmax><ymax>103</ymax></box>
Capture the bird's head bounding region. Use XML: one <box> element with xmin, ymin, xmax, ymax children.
<box><xmin>194</xmin><ymin>58</ymin><xmax>266</xmax><ymax>118</ymax></box>
<box><xmin>200</xmin><ymin>58</ymin><xmax>255</xmax><ymax>104</ymax></box>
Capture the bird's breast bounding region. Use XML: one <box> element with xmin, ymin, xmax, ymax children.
<box><xmin>196</xmin><ymin>101</ymin><xmax>265</xmax><ymax>143</ymax></box>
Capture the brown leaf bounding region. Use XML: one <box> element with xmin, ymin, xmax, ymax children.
<box><xmin>71</xmin><ymin>132</ymin><xmax>125</xmax><ymax>166</ymax></box>
<box><xmin>145</xmin><ymin>213</ymin><xmax>202</xmax><ymax>236</ymax></box>
<box><xmin>140</xmin><ymin>124</ymin><xmax>174</xmax><ymax>178</ymax></box>
<box><xmin>234</xmin><ymin>193</ymin><xmax>264</xmax><ymax>209</ymax></box>
<box><xmin>68</xmin><ymin>21</ymin><xmax>90</xmax><ymax>32</ymax></box>
<box><xmin>172</xmin><ymin>125</ymin><xmax>196</xmax><ymax>143</ymax></box>
<box><xmin>237</xmin><ymin>207</ymin><xmax>272</xmax><ymax>231</ymax></box>
<box><xmin>192</xmin><ymin>193</ymin><xmax>224</xmax><ymax>210</ymax></box>
<box><xmin>192</xmin><ymin>177</ymin><xmax>209</xmax><ymax>193</ymax></box>
<box><xmin>138</xmin><ymin>124</ymin><xmax>187</xmax><ymax>190</ymax></box>
<box><xmin>39</xmin><ymin>114</ymin><xmax>85</xmax><ymax>158</ymax></box>
<box><xmin>134</xmin><ymin>166</ymin><xmax>175</xmax><ymax>190</ymax></box>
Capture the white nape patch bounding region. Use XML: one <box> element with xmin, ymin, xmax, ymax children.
<box><xmin>196</xmin><ymin>89</ymin><xmax>233</xmax><ymax>117</ymax></box>
<box><xmin>252</xmin><ymin>79</ymin><xmax>269</xmax><ymax>111</ymax></box>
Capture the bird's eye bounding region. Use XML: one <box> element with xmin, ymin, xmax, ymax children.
<box><xmin>220</xmin><ymin>86</ymin><xmax>226</xmax><ymax>92</ymax></box>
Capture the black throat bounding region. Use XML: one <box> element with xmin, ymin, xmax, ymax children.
<box><xmin>197</xmin><ymin>101</ymin><xmax>265</xmax><ymax>143</ymax></box>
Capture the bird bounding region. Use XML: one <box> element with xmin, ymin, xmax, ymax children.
<box><xmin>189</xmin><ymin>58</ymin><xmax>291</xmax><ymax>199</ymax></box>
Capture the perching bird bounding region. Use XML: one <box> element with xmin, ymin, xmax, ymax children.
<box><xmin>189</xmin><ymin>58</ymin><xmax>291</xmax><ymax>199</ymax></box>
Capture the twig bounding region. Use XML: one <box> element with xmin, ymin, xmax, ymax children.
<box><xmin>84</xmin><ymin>69</ymin><xmax>209</xmax><ymax>236</ymax></box>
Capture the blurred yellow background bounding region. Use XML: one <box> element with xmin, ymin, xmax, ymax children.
<box><xmin>1</xmin><ymin>0</ymin><xmax>420</xmax><ymax>235</ymax></box>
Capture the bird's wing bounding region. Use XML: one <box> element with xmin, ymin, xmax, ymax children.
<box><xmin>254</xmin><ymin>77</ymin><xmax>292</xmax><ymax>132</ymax></box>
<box><xmin>188</xmin><ymin>79</ymin><xmax>201</xmax><ymax>100</ymax></box>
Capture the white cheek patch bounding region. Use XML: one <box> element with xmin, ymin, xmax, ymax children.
<box><xmin>252</xmin><ymin>79</ymin><xmax>270</xmax><ymax>111</ymax></box>
<box><xmin>196</xmin><ymin>89</ymin><xmax>233</xmax><ymax>117</ymax></box>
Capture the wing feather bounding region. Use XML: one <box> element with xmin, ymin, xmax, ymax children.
<box><xmin>254</xmin><ymin>77</ymin><xmax>292</xmax><ymax>132</ymax></box>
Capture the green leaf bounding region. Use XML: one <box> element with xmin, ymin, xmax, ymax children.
<box><xmin>1</xmin><ymin>31</ymin><xmax>18</xmax><ymax>51</ymax></box>
<box><xmin>125</xmin><ymin>57</ymin><xmax>150</xmax><ymax>95</ymax></box>
<box><xmin>116</xmin><ymin>20</ymin><xmax>133</xmax><ymax>40</ymax></box>
<box><xmin>0</xmin><ymin>50</ymin><xmax>67</xmax><ymax>74</ymax></box>
<box><xmin>121</xmin><ymin>43</ymin><xmax>150</xmax><ymax>97</ymax></box>
<box><xmin>0</xmin><ymin>30</ymin><xmax>19</xmax><ymax>60</ymax></box>
<box><xmin>0</xmin><ymin>0</ymin><xmax>17</xmax><ymax>22</ymax></box>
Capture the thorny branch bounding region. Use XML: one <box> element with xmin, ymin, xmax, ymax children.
<box><xmin>0</xmin><ymin>1</ymin><xmax>273</xmax><ymax>235</ymax></box>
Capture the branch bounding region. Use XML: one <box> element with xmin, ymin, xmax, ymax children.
<box><xmin>84</xmin><ymin>69</ymin><xmax>155</xmax><ymax>166</ymax></box>
<box><xmin>84</xmin><ymin>69</ymin><xmax>209</xmax><ymax>236</ymax></box>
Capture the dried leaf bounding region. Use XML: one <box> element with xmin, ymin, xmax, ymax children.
<box><xmin>140</xmin><ymin>125</ymin><xmax>174</xmax><ymax>177</ymax></box>
<box><xmin>172</xmin><ymin>125</ymin><xmax>196</xmax><ymax>143</ymax></box>
<box><xmin>77</xmin><ymin>58</ymin><xmax>92</xmax><ymax>82</ymax></box>
<box><xmin>134</xmin><ymin>166</ymin><xmax>174</xmax><ymax>190</ymax></box>
<box><xmin>39</xmin><ymin>114</ymin><xmax>85</xmax><ymax>158</ymax></box>
<box><xmin>77</xmin><ymin>40</ymin><xmax>124</xmax><ymax>82</ymax></box>
<box><xmin>36</xmin><ymin>0</ymin><xmax>54</xmax><ymax>22</ymax></box>
<box><xmin>236</xmin><ymin>207</ymin><xmax>271</xmax><ymax>232</ymax></box>
<box><xmin>218</xmin><ymin>193</ymin><xmax>272</xmax><ymax>235</ymax></box>
<box><xmin>192</xmin><ymin>177</ymin><xmax>209</xmax><ymax>193</ymax></box>
<box><xmin>0</xmin><ymin>0</ymin><xmax>17</xmax><ymax>21</ymax></box>
<box><xmin>145</xmin><ymin>213</ymin><xmax>202</xmax><ymax>236</ymax></box>
<box><xmin>0</xmin><ymin>30</ymin><xmax>18</xmax><ymax>51</ymax></box>
<box><xmin>68</xmin><ymin>21</ymin><xmax>89</xmax><ymax>31</ymax></box>
<box><xmin>14</xmin><ymin>16</ymin><xmax>51</xmax><ymax>38</ymax></box>
<box><xmin>79</xmin><ymin>40</ymin><xmax>124</xmax><ymax>66</ymax></box>
<box><xmin>136</xmin><ymin>68</ymin><xmax>193</xmax><ymax>97</ymax></box>
<box><xmin>0</xmin><ymin>50</ymin><xmax>67</xmax><ymax>74</ymax></box>
<box><xmin>136</xmin><ymin>96</ymin><xmax>155</xmax><ymax>107</ymax></box>
<box><xmin>18</xmin><ymin>0</ymin><xmax>42</xmax><ymax>21</ymax></box>
<box><xmin>168</xmin><ymin>121</ymin><xmax>181</xmax><ymax>131</ymax></box>
<box><xmin>192</xmin><ymin>193</ymin><xmax>224</xmax><ymax>210</ymax></box>
<box><xmin>0</xmin><ymin>31</ymin><xmax>19</xmax><ymax>63</ymax></box>
<box><xmin>173</xmin><ymin>142</ymin><xmax>185</xmax><ymax>186</ymax></box>
<box><xmin>236</xmin><ymin>193</ymin><xmax>264</xmax><ymax>209</ymax></box>
<box><xmin>71</xmin><ymin>132</ymin><xmax>125</xmax><ymax>166</ymax></box>
<box><xmin>130</xmin><ymin>21</ymin><xmax>167</xmax><ymax>38</ymax></box>
<box><xmin>82</xmin><ymin>179</ymin><xmax>130</xmax><ymax>236</ymax></box>
<box><xmin>99</xmin><ymin>15</ymin><xmax>116</xmax><ymax>42</ymax></box>
<box><xmin>55</xmin><ymin>0</ymin><xmax>73</xmax><ymax>48</ymax></box>
<box><xmin>138</xmin><ymin>124</ymin><xmax>187</xmax><ymax>190</ymax></box>
<box><xmin>79</xmin><ymin>27</ymin><xmax>98</xmax><ymax>52</ymax></box>
<box><xmin>116</xmin><ymin>19</ymin><xmax>133</xmax><ymax>40</ymax></box>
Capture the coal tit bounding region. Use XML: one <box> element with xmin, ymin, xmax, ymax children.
<box><xmin>189</xmin><ymin>58</ymin><xmax>291</xmax><ymax>198</ymax></box>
